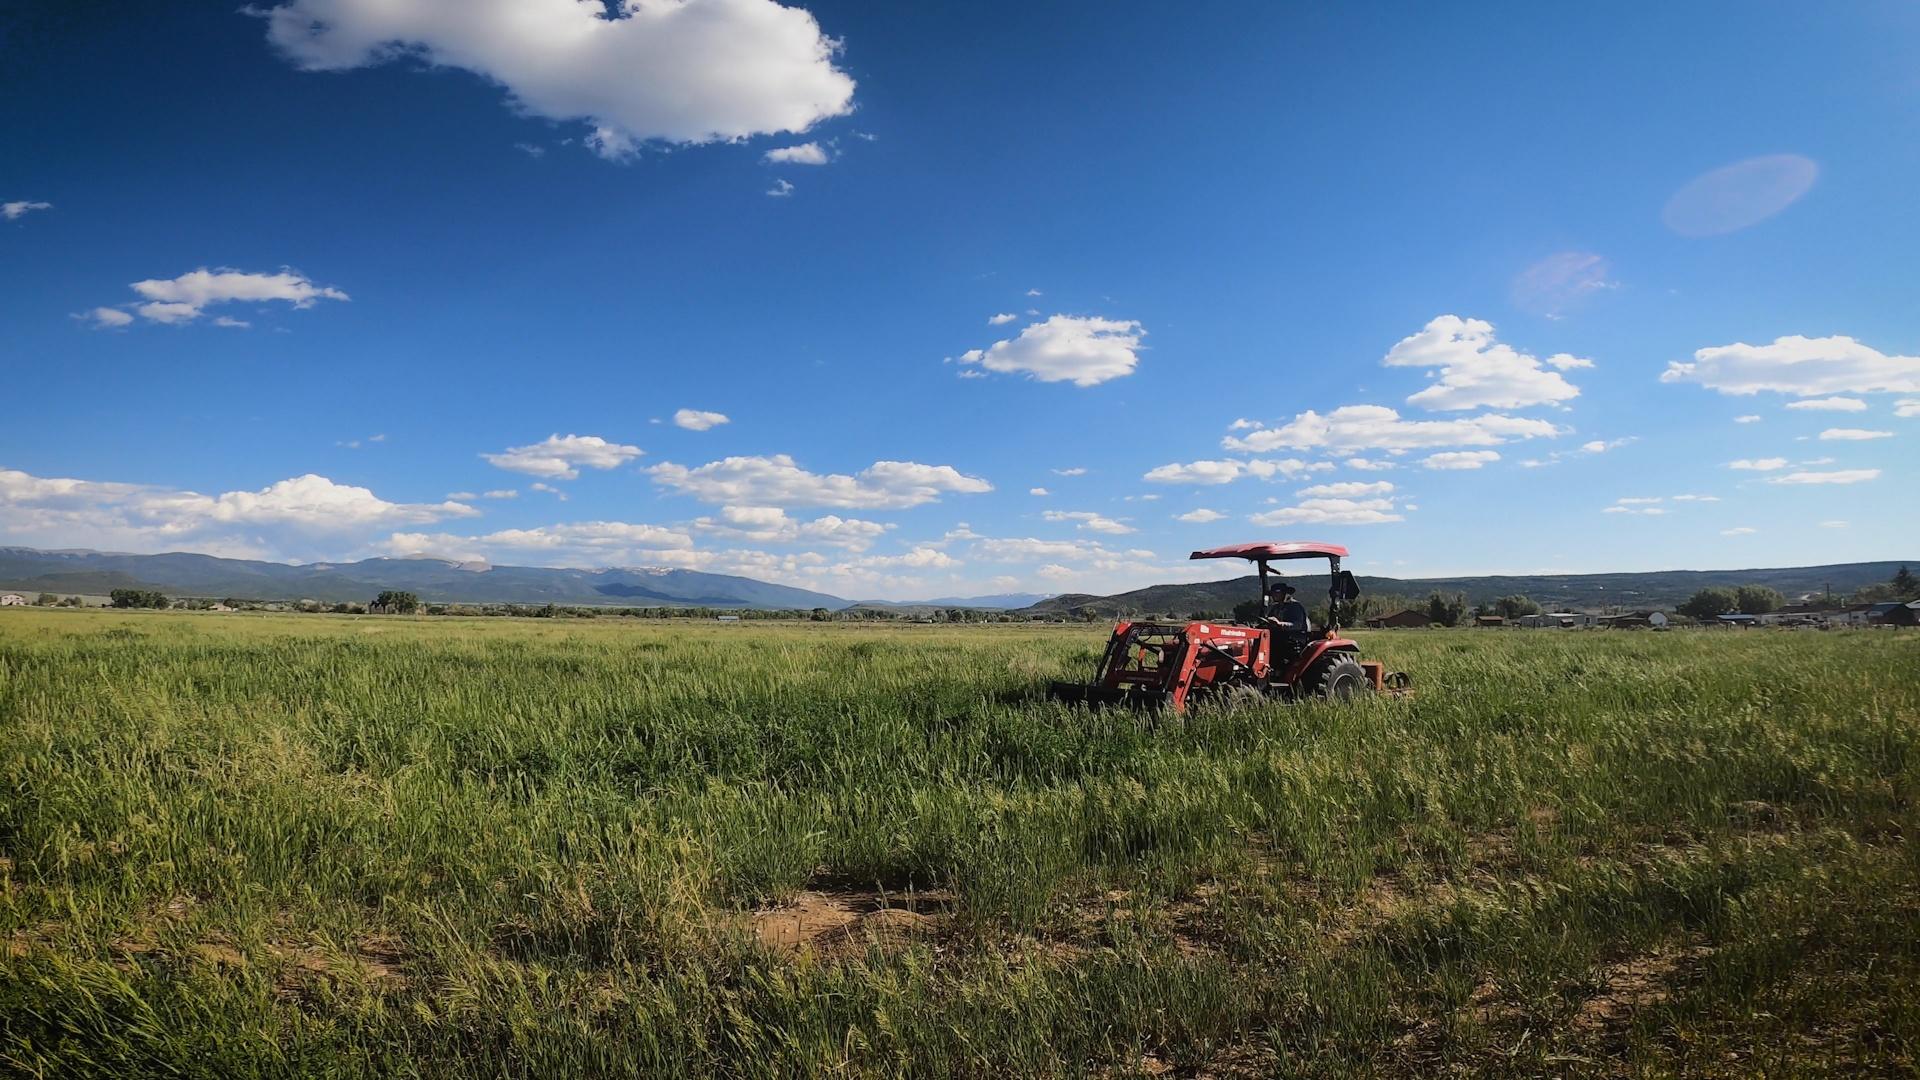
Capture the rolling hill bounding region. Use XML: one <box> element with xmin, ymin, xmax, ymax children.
<box><xmin>1019</xmin><ymin>561</ymin><xmax>1916</xmax><ymax>618</ymax></box>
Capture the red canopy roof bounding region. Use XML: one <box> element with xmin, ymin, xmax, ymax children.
<box><xmin>1189</xmin><ymin>541</ymin><xmax>1349</xmax><ymax>562</ymax></box>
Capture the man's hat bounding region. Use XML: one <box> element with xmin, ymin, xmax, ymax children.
<box><xmin>1270</xmin><ymin>582</ymin><xmax>1296</xmax><ymax>595</ymax></box>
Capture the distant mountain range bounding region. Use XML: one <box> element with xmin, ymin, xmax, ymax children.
<box><xmin>0</xmin><ymin>546</ymin><xmax>1908</xmax><ymax>615</ymax></box>
<box><xmin>1023</xmin><ymin>561</ymin><xmax>1916</xmax><ymax>617</ymax></box>
<box><xmin>0</xmin><ymin>547</ymin><xmax>845</xmax><ymax>610</ymax></box>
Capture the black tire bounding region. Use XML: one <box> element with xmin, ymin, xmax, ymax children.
<box><xmin>1313</xmin><ymin>655</ymin><xmax>1370</xmax><ymax>701</ymax></box>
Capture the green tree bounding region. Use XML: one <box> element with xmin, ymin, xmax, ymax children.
<box><xmin>1734</xmin><ymin>585</ymin><xmax>1783</xmax><ymax>615</ymax></box>
<box><xmin>109</xmin><ymin>588</ymin><xmax>169</xmax><ymax>609</ymax></box>
<box><xmin>809</xmin><ymin>607</ymin><xmax>831</xmax><ymax>622</ymax></box>
<box><xmin>1494</xmin><ymin>594</ymin><xmax>1540</xmax><ymax>619</ymax></box>
<box><xmin>35</xmin><ymin>593</ymin><xmax>57</xmax><ymax>606</ymax></box>
<box><xmin>1425</xmin><ymin>591</ymin><xmax>1467</xmax><ymax>627</ymax></box>
<box><xmin>373</xmin><ymin>590</ymin><xmax>420</xmax><ymax>615</ymax></box>
<box><xmin>1678</xmin><ymin>587</ymin><xmax>1738</xmax><ymax>621</ymax></box>
<box><xmin>1895</xmin><ymin>566</ymin><xmax>1918</xmax><ymax>597</ymax></box>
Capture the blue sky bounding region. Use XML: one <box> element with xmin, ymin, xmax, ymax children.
<box><xmin>2</xmin><ymin>0</ymin><xmax>1916</xmax><ymax>600</ymax></box>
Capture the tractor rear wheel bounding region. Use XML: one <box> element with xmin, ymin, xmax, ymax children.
<box><xmin>1314</xmin><ymin>655</ymin><xmax>1370</xmax><ymax>701</ymax></box>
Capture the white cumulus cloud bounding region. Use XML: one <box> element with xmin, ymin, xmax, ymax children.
<box><xmin>1296</xmin><ymin>481</ymin><xmax>1395</xmax><ymax>498</ymax></box>
<box><xmin>1767</xmin><ymin>469</ymin><xmax>1881</xmax><ymax>485</ymax></box>
<box><xmin>2</xmin><ymin>200</ymin><xmax>52</xmax><ymax>221</ymax></box>
<box><xmin>1382</xmin><ymin>315</ymin><xmax>1586</xmax><ymax>411</ymax></box>
<box><xmin>763</xmin><ymin>141</ymin><xmax>828</xmax><ymax>165</ymax></box>
<box><xmin>956</xmin><ymin>315</ymin><xmax>1144</xmax><ymax>387</ymax></box>
<box><xmin>1785</xmin><ymin>396</ymin><xmax>1867</xmax><ymax>412</ymax></box>
<box><xmin>1042</xmin><ymin>510</ymin><xmax>1133</xmax><ymax>535</ymax></box>
<box><xmin>1728</xmin><ymin>458</ymin><xmax>1789</xmax><ymax>471</ymax></box>
<box><xmin>90</xmin><ymin>267</ymin><xmax>349</xmax><ymax>326</ymax></box>
<box><xmin>650</xmin><ymin>454</ymin><xmax>990</xmax><ymax>509</ymax></box>
<box><xmin>1421</xmin><ymin>450</ymin><xmax>1500</xmax><ymax>470</ymax></box>
<box><xmin>1818</xmin><ymin>428</ymin><xmax>1892</xmax><ymax>441</ymax></box>
<box><xmin>1143</xmin><ymin>458</ymin><xmax>1329</xmax><ymax>485</ymax></box>
<box><xmin>78</xmin><ymin>307</ymin><xmax>134</xmax><ymax>329</ymax></box>
<box><xmin>0</xmin><ymin>466</ymin><xmax>476</xmax><ymax>561</ymax></box>
<box><xmin>1663</xmin><ymin>335</ymin><xmax>1920</xmax><ymax>397</ymax></box>
<box><xmin>483</xmin><ymin>434</ymin><xmax>644</xmax><ymax>479</ymax></box>
<box><xmin>254</xmin><ymin>0</ymin><xmax>856</xmax><ymax>157</ymax></box>
<box><xmin>1175</xmin><ymin>508</ymin><xmax>1225</xmax><ymax>523</ymax></box>
<box><xmin>1249</xmin><ymin>498</ymin><xmax>1404</xmax><ymax>527</ymax></box>
<box><xmin>1223</xmin><ymin>405</ymin><xmax>1559</xmax><ymax>453</ymax></box>
<box><xmin>673</xmin><ymin>408</ymin><xmax>730</xmax><ymax>431</ymax></box>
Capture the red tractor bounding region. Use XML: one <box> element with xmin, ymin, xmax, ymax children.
<box><xmin>1048</xmin><ymin>541</ymin><xmax>1410</xmax><ymax>712</ymax></box>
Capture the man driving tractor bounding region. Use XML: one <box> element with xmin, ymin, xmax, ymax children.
<box><xmin>1263</xmin><ymin>581</ymin><xmax>1312</xmax><ymax>643</ymax></box>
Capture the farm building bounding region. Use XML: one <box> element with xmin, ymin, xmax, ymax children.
<box><xmin>1600</xmin><ymin>611</ymin><xmax>1669</xmax><ymax>629</ymax></box>
<box><xmin>1366</xmin><ymin>609</ymin><xmax>1429</xmax><ymax>629</ymax></box>
<box><xmin>1881</xmin><ymin>601</ymin><xmax>1920</xmax><ymax>627</ymax></box>
<box><xmin>0</xmin><ymin>594</ymin><xmax>25</xmax><ymax>606</ymax></box>
<box><xmin>1714</xmin><ymin>613</ymin><xmax>1758</xmax><ymax>628</ymax></box>
<box><xmin>1473</xmin><ymin>615</ymin><xmax>1505</xmax><ymax>628</ymax></box>
<box><xmin>1518</xmin><ymin>612</ymin><xmax>1594</xmax><ymax>629</ymax></box>
<box><xmin>1759</xmin><ymin>604</ymin><xmax>1827</xmax><ymax>627</ymax></box>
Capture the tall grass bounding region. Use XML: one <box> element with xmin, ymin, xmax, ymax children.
<box><xmin>1</xmin><ymin>610</ymin><xmax>1916</xmax><ymax>1076</ymax></box>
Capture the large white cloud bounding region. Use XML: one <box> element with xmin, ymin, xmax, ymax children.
<box><xmin>956</xmin><ymin>315</ymin><xmax>1144</xmax><ymax>386</ymax></box>
<box><xmin>1142</xmin><ymin>458</ymin><xmax>1329</xmax><ymax>485</ymax></box>
<box><xmin>650</xmin><ymin>454</ymin><xmax>990</xmax><ymax>509</ymax></box>
<box><xmin>2</xmin><ymin>200</ymin><xmax>51</xmax><ymax>221</ymax></box>
<box><xmin>255</xmin><ymin>0</ymin><xmax>856</xmax><ymax>156</ymax></box>
<box><xmin>86</xmin><ymin>268</ymin><xmax>349</xmax><ymax>326</ymax></box>
<box><xmin>1</xmin><ymin>466</ymin><xmax>476</xmax><ymax>560</ymax></box>
<box><xmin>483</xmin><ymin>434</ymin><xmax>643</xmax><ymax>479</ymax></box>
<box><xmin>473</xmin><ymin>521</ymin><xmax>692</xmax><ymax>551</ymax></box>
<box><xmin>1223</xmin><ymin>405</ymin><xmax>1560</xmax><ymax>453</ymax></box>
<box><xmin>692</xmin><ymin>505</ymin><xmax>890</xmax><ymax>549</ymax></box>
<box><xmin>1383</xmin><ymin>315</ymin><xmax>1586</xmax><ymax>411</ymax></box>
<box><xmin>1662</xmin><ymin>335</ymin><xmax>1920</xmax><ymax>397</ymax></box>
<box><xmin>1248</xmin><ymin>497</ymin><xmax>1404</xmax><ymax>527</ymax></box>
<box><xmin>1421</xmin><ymin>450</ymin><xmax>1500</xmax><ymax>470</ymax></box>
<box><xmin>1785</xmin><ymin>396</ymin><xmax>1867</xmax><ymax>412</ymax></box>
<box><xmin>1296</xmin><ymin>481</ymin><xmax>1395</xmax><ymax>498</ymax></box>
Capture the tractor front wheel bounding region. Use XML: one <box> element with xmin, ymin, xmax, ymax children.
<box><xmin>1314</xmin><ymin>655</ymin><xmax>1370</xmax><ymax>701</ymax></box>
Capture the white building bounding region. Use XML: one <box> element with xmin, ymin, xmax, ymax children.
<box><xmin>0</xmin><ymin>594</ymin><xmax>25</xmax><ymax>606</ymax></box>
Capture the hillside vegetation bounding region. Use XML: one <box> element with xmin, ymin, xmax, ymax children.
<box><xmin>1026</xmin><ymin>561</ymin><xmax>1914</xmax><ymax>618</ymax></box>
<box><xmin>2</xmin><ymin>611</ymin><xmax>1916</xmax><ymax>1076</ymax></box>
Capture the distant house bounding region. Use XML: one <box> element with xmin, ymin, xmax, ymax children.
<box><xmin>1868</xmin><ymin>601</ymin><xmax>1915</xmax><ymax>627</ymax></box>
<box><xmin>1600</xmin><ymin>611</ymin><xmax>1669</xmax><ymax>629</ymax></box>
<box><xmin>1473</xmin><ymin>614</ymin><xmax>1505</xmax><ymax>628</ymax></box>
<box><xmin>0</xmin><ymin>594</ymin><xmax>24</xmax><ymax>607</ymax></box>
<box><xmin>1715</xmin><ymin>613</ymin><xmax>1758</xmax><ymax>628</ymax></box>
<box><xmin>1519</xmin><ymin>612</ymin><xmax>1593</xmax><ymax>629</ymax></box>
<box><xmin>1758</xmin><ymin>604</ymin><xmax>1826</xmax><ymax>627</ymax></box>
<box><xmin>1366</xmin><ymin>609</ymin><xmax>1429</xmax><ymax>629</ymax></box>
<box><xmin>715</xmin><ymin>614</ymin><xmax>741</xmax><ymax>622</ymax></box>
<box><xmin>1827</xmin><ymin>603</ymin><xmax>1883</xmax><ymax>627</ymax></box>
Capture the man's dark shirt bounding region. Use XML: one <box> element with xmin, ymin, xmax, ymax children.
<box><xmin>1273</xmin><ymin>599</ymin><xmax>1311</xmax><ymax>635</ymax></box>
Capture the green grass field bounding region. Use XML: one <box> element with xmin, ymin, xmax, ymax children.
<box><xmin>2</xmin><ymin>610</ymin><xmax>1916</xmax><ymax>1077</ymax></box>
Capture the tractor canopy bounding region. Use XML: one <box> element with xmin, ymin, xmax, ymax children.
<box><xmin>1189</xmin><ymin>542</ymin><xmax>1349</xmax><ymax>562</ymax></box>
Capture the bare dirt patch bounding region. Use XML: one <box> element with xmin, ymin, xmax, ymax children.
<box><xmin>750</xmin><ymin>889</ymin><xmax>948</xmax><ymax>960</ymax></box>
<box><xmin>1573</xmin><ymin>942</ymin><xmax>1715</xmax><ymax>1032</ymax></box>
